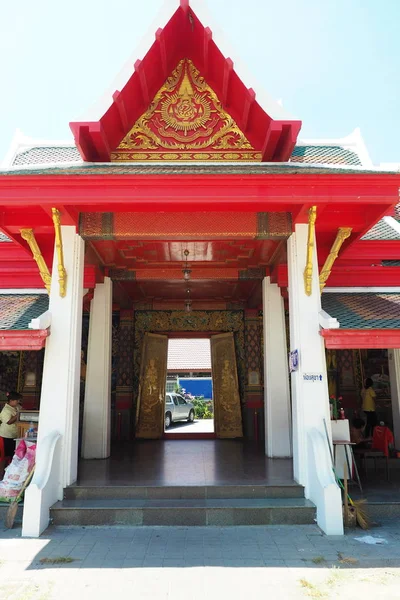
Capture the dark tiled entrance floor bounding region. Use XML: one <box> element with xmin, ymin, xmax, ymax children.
<box><xmin>77</xmin><ymin>440</ymin><xmax>295</xmax><ymax>487</ymax></box>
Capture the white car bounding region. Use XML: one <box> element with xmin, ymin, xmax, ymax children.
<box><xmin>165</xmin><ymin>393</ymin><xmax>195</xmax><ymax>428</ymax></box>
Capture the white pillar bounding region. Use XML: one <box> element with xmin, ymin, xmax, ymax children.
<box><xmin>22</xmin><ymin>227</ymin><xmax>84</xmax><ymax>537</ymax></box>
<box><xmin>288</xmin><ymin>224</ymin><xmax>343</xmax><ymax>535</ymax></box>
<box><xmin>263</xmin><ymin>276</ymin><xmax>291</xmax><ymax>457</ymax></box>
<box><xmin>81</xmin><ymin>277</ymin><xmax>112</xmax><ymax>459</ymax></box>
<box><xmin>389</xmin><ymin>349</ymin><xmax>400</xmax><ymax>447</ymax></box>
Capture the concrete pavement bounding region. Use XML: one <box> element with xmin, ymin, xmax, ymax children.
<box><xmin>0</xmin><ymin>522</ymin><xmax>400</xmax><ymax>599</ymax></box>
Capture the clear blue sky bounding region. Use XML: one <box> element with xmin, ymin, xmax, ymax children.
<box><xmin>1</xmin><ymin>0</ymin><xmax>399</xmax><ymax>165</ymax></box>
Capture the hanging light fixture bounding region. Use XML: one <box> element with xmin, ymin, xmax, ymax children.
<box><xmin>185</xmin><ymin>287</ymin><xmax>192</xmax><ymax>312</ymax></box>
<box><xmin>182</xmin><ymin>249</ymin><xmax>191</xmax><ymax>281</ymax></box>
<box><xmin>182</xmin><ymin>249</ymin><xmax>192</xmax><ymax>311</ymax></box>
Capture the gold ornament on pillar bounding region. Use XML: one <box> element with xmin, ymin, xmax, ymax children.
<box><xmin>20</xmin><ymin>229</ymin><xmax>52</xmax><ymax>293</ymax></box>
<box><xmin>51</xmin><ymin>208</ymin><xmax>67</xmax><ymax>298</ymax></box>
<box><xmin>303</xmin><ymin>206</ymin><xmax>317</xmax><ymax>296</ymax></box>
<box><xmin>319</xmin><ymin>227</ymin><xmax>352</xmax><ymax>292</ymax></box>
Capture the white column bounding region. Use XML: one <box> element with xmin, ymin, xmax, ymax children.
<box><xmin>81</xmin><ymin>277</ymin><xmax>112</xmax><ymax>459</ymax></box>
<box><xmin>389</xmin><ymin>349</ymin><xmax>400</xmax><ymax>447</ymax></box>
<box><xmin>263</xmin><ymin>276</ymin><xmax>291</xmax><ymax>457</ymax></box>
<box><xmin>288</xmin><ymin>223</ymin><xmax>343</xmax><ymax>535</ymax></box>
<box><xmin>22</xmin><ymin>227</ymin><xmax>84</xmax><ymax>537</ymax></box>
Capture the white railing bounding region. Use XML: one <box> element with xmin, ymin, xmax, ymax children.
<box><xmin>22</xmin><ymin>431</ymin><xmax>62</xmax><ymax>538</ymax></box>
<box><xmin>307</xmin><ymin>428</ymin><xmax>343</xmax><ymax>535</ymax></box>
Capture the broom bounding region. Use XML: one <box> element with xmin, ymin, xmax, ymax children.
<box><xmin>4</xmin><ymin>466</ymin><xmax>35</xmax><ymax>529</ymax></box>
<box><xmin>323</xmin><ymin>419</ymin><xmax>370</xmax><ymax>529</ymax></box>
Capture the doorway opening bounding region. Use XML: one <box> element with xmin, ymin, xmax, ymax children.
<box><xmin>164</xmin><ymin>337</ymin><xmax>214</xmax><ymax>436</ymax></box>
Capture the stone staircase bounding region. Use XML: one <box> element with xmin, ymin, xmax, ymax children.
<box><xmin>50</xmin><ymin>484</ymin><xmax>315</xmax><ymax>527</ymax></box>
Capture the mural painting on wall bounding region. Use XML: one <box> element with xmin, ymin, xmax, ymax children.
<box><xmin>133</xmin><ymin>311</ymin><xmax>246</xmax><ymax>426</ymax></box>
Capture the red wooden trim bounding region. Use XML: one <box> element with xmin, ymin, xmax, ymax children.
<box><xmin>0</xmin><ymin>329</ymin><xmax>48</xmax><ymax>350</ymax></box>
<box><xmin>321</xmin><ymin>329</ymin><xmax>400</xmax><ymax>349</ymax></box>
<box><xmin>0</xmin><ymin>174</ymin><xmax>399</xmax><ymax>208</ymax></box>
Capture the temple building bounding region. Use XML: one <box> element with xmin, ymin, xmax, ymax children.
<box><xmin>0</xmin><ymin>0</ymin><xmax>400</xmax><ymax>537</ymax></box>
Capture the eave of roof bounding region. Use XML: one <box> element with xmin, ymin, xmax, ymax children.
<box><xmin>321</xmin><ymin>292</ymin><xmax>400</xmax><ymax>330</ymax></box>
<box><xmin>1</xmin><ymin>161</ymin><xmax>398</xmax><ymax>177</ymax></box>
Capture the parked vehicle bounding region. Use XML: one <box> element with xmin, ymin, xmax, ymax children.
<box><xmin>165</xmin><ymin>393</ymin><xmax>195</xmax><ymax>428</ymax></box>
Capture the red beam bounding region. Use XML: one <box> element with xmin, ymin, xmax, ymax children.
<box><xmin>340</xmin><ymin>240</ymin><xmax>400</xmax><ymax>260</ymax></box>
<box><xmin>242</xmin><ymin>88</ymin><xmax>256</xmax><ymax>132</ymax></box>
<box><xmin>222</xmin><ymin>58</ymin><xmax>233</xmax><ymax>107</ymax></box>
<box><xmin>1</xmin><ymin>174</ymin><xmax>399</xmax><ymax>208</ymax></box>
<box><xmin>321</xmin><ymin>329</ymin><xmax>400</xmax><ymax>349</ymax></box>
<box><xmin>0</xmin><ymin>330</ymin><xmax>48</xmax><ymax>351</ymax></box>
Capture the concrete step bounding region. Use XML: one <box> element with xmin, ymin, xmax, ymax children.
<box><xmin>51</xmin><ymin>497</ymin><xmax>316</xmax><ymax>526</ymax></box>
<box><xmin>64</xmin><ymin>484</ymin><xmax>305</xmax><ymax>501</ymax></box>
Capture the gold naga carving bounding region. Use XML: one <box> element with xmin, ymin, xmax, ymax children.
<box><xmin>112</xmin><ymin>58</ymin><xmax>261</xmax><ymax>161</ymax></box>
<box><xmin>319</xmin><ymin>227</ymin><xmax>352</xmax><ymax>292</ymax></box>
<box><xmin>51</xmin><ymin>208</ymin><xmax>67</xmax><ymax>298</ymax></box>
<box><xmin>20</xmin><ymin>229</ymin><xmax>52</xmax><ymax>293</ymax></box>
<box><xmin>303</xmin><ymin>206</ymin><xmax>317</xmax><ymax>296</ymax></box>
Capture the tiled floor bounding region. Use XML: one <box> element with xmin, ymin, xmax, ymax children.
<box><xmin>77</xmin><ymin>439</ymin><xmax>294</xmax><ymax>486</ymax></box>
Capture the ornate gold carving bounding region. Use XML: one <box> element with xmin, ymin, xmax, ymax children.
<box><xmin>114</xmin><ymin>59</ymin><xmax>259</xmax><ymax>161</ymax></box>
<box><xmin>20</xmin><ymin>229</ymin><xmax>52</xmax><ymax>293</ymax></box>
<box><xmin>304</xmin><ymin>206</ymin><xmax>317</xmax><ymax>297</ymax></box>
<box><xmin>319</xmin><ymin>227</ymin><xmax>352</xmax><ymax>292</ymax></box>
<box><xmin>136</xmin><ymin>333</ymin><xmax>168</xmax><ymax>439</ymax></box>
<box><xmin>211</xmin><ymin>332</ymin><xmax>243</xmax><ymax>438</ymax></box>
<box><xmin>51</xmin><ymin>208</ymin><xmax>67</xmax><ymax>298</ymax></box>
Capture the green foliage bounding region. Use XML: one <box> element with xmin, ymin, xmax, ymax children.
<box><xmin>191</xmin><ymin>398</ymin><xmax>213</xmax><ymax>419</ymax></box>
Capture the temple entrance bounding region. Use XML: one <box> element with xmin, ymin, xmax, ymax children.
<box><xmin>135</xmin><ymin>332</ymin><xmax>243</xmax><ymax>440</ymax></box>
<box><xmin>164</xmin><ymin>337</ymin><xmax>215</xmax><ymax>437</ymax></box>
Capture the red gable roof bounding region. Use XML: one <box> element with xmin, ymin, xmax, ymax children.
<box><xmin>70</xmin><ymin>1</ymin><xmax>301</xmax><ymax>163</ymax></box>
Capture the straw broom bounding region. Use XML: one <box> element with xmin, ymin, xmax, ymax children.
<box><xmin>4</xmin><ymin>466</ymin><xmax>35</xmax><ymax>529</ymax></box>
<box><xmin>323</xmin><ymin>419</ymin><xmax>370</xmax><ymax>529</ymax></box>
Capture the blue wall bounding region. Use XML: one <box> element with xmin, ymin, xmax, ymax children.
<box><xmin>179</xmin><ymin>377</ymin><xmax>213</xmax><ymax>399</ymax></box>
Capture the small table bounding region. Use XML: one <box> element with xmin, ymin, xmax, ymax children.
<box><xmin>333</xmin><ymin>440</ymin><xmax>363</xmax><ymax>492</ymax></box>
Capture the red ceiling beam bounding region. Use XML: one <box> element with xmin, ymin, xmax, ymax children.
<box><xmin>321</xmin><ymin>329</ymin><xmax>400</xmax><ymax>349</ymax></box>
<box><xmin>0</xmin><ymin>330</ymin><xmax>48</xmax><ymax>351</ymax></box>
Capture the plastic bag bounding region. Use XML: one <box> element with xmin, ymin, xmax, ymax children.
<box><xmin>0</xmin><ymin>442</ymin><xmax>36</xmax><ymax>501</ymax></box>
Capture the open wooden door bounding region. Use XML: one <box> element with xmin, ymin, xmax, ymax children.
<box><xmin>136</xmin><ymin>333</ymin><xmax>168</xmax><ymax>439</ymax></box>
<box><xmin>210</xmin><ymin>332</ymin><xmax>243</xmax><ymax>438</ymax></box>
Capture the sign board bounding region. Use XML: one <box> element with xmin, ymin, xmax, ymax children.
<box><xmin>289</xmin><ymin>349</ymin><xmax>299</xmax><ymax>373</ymax></box>
<box><xmin>303</xmin><ymin>373</ymin><xmax>323</xmax><ymax>382</ymax></box>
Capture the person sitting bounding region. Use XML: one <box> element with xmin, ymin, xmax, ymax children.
<box><xmin>0</xmin><ymin>392</ymin><xmax>22</xmax><ymax>461</ymax></box>
<box><xmin>350</xmin><ymin>417</ymin><xmax>371</xmax><ymax>447</ymax></box>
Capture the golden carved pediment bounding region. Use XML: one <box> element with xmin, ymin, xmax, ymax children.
<box><xmin>111</xmin><ymin>59</ymin><xmax>261</xmax><ymax>162</ymax></box>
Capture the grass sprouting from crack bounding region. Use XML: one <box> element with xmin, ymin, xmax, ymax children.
<box><xmin>39</xmin><ymin>556</ymin><xmax>76</xmax><ymax>565</ymax></box>
<box><xmin>311</xmin><ymin>556</ymin><xmax>326</xmax><ymax>564</ymax></box>
<box><xmin>337</xmin><ymin>552</ymin><xmax>359</xmax><ymax>565</ymax></box>
<box><xmin>299</xmin><ymin>578</ymin><xmax>327</xmax><ymax>598</ymax></box>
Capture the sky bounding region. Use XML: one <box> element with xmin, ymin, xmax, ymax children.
<box><xmin>1</xmin><ymin>0</ymin><xmax>399</xmax><ymax>165</ymax></box>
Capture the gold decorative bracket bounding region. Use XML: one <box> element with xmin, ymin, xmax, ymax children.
<box><xmin>51</xmin><ymin>208</ymin><xmax>67</xmax><ymax>297</ymax></box>
<box><xmin>319</xmin><ymin>227</ymin><xmax>352</xmax><ymax>292</ymax></box>
<box><xmin>20</xmin><ymin>229</ymin><xmax>52</xmax><ymax>293</ymax></box>
<box><xmin>303</xmin><ymin>206</ymin><xmax>317</xmax><ymax>296</ymax></box>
